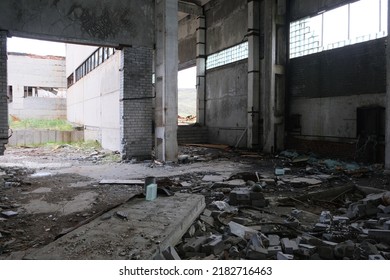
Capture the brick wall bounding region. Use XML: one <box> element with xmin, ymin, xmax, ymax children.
<box><xmin>0</xmin><ymin>31</ymin><xmax>7</xmax><ymax>155</ymax></box>
<box><xmin>120</xmin><ymin>46</ymin><xmax>153</xmax><ymax>160</ymax></box>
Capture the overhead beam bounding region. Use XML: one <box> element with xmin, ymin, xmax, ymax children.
<box><xmin>178</xmin><ymin>0</ymin><xmax>203</xmax><ymax>16</ymax></box>
<box><xmin>0</xmin><ymin>0</ymin><xmax>154</xmax><ymax>47</ymax></box>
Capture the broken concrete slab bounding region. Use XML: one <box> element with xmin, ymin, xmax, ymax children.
<box><xmin>277</xmin><ymin>252</ymin><xmax>294</xmax><ymax>260</ymax></box>
<box><xmin>25</xmin><ymin>193</ymin><xmax>205</xmax><ymax>259</ymax></box>
<box><xmin>228</xmin><ymin>221</ymin><xmax>258</xmax><ymax>239</ymax></box>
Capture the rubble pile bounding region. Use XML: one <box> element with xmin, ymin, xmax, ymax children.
<box><xmin>169</xmin><ymin>149</ymin><xmax>390</xmax><ymax>260</ymax></box>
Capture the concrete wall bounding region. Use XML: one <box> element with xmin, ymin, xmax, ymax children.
<box><xmin>8</xmin><ymin>129</ymin><xmax>84</xmax><ymax>146</ymax></box>
<box><xmin>67</xmin><ymin>49</ymin><xmax>121</xmax><ymax>152</ymax></box>
<box><xmin>7</xmin><ymin>52</ymin><xmax>67</xmax><ymax>120</ymax></box>
<box><xmin>204</xmin><ymin>0</ymin><xmax>248</xmax><ymax>147</ymax></box>
<box><xmin>8</xmin><ymin>53</ymin><xmax>66</xmax><ymax>88</ymax></box>
<box><xmin>178</xmin><ymin>15</ymin><xmax>197</xmax><ymax>68</ymax></box>
<box><xmin>0</xmin><ymin>0</ymin><xmax>154</xmax><ymax>47</ymax></box>
<box><xmin>0</xmin><ymin>32</ymin><xmax>7</xmax><ymax>155</ymax></box>
<box><xmin>288</xmin><ymin>38</ymin><xmax>386</xmax><ymax>141</ymax></box>
<box><xmin>290</xmin><ymin>0</ymin><xmax>358</xmax><ymax>20</ymax></box>
<box><xmin>206</xmin><ymin>61</ymin><xmax>248</xmax><ymax>147</ymax></box>
<box><xmin>205</xmin><ymin>0</ymin><xmax>248</xmax><ymax>55</ymax></box>
<box><xmin>9</xmin><ymin>97</ymin><xmax>66</xmax><ymax>120</ymax></box>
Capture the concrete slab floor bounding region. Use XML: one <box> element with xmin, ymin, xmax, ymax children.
<box><xmin>25</xmin><ymin>193</ymin><xmax>205</xmax><ymax>260</ymax></box>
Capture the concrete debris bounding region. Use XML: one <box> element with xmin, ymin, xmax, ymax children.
<box><xmin>1</xmin><ymin>210</ymin><xmax>18</xmax><ymax>218</ymax></box>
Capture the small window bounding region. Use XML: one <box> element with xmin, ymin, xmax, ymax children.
<box><xmin>7</xmin><ymin>85</ymin><xmax>13</xmax><ymax>103</ymax></box>
<box><xmin>24</xmin><ymin>86</ymin><xmax>37</xmax><ymax>98</ymax></box>
<box><xmin>206</xmin><ymin>42</ymin><xmax>249</xmax><ymax>70</ymax></box>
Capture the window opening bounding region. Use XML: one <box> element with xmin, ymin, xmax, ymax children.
<box><xmin>206</xmin><ymin>42</ymin><xmax>248</xmax><ymax>70</ymax></box>
<box><xmin>290</xmin><ymin>0</ymin><xmax>388</xmax><ymax>59</ymax></box>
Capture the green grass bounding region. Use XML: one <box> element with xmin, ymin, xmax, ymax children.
<box><xmin>9</xmin><ymin>118</ymin><xmax>74</xmax><ymax>131</ymax></box>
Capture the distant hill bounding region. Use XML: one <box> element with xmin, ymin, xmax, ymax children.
<box><xmin>178</xmin><ymin>88</ymin><xmax>196</xmax><ymax>117</ymax></box>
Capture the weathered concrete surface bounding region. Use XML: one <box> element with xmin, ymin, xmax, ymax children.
<box><xmin>25</xmin><ymin>193</ymin><xmax>205</xmax><ymax>259</ymax></box>
<box><xmin>290</xmin><ymin>0</ymin><xmax>357</xmax><ymax>20</ymax></box>
<box><xmin>8</xmin><ymin>130</ymin><xmax>84</xmax><ymax>146</ymax></box>
<box><xmin>0</xmin><ymin>0</ymin><xmax>154</xmax><ymax>47</ymax></box>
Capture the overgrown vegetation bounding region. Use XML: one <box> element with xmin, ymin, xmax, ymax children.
<box><xmin>9</xmin><ymin>118</ymin><xmax>74</xmax><ymax>131</ymax></box>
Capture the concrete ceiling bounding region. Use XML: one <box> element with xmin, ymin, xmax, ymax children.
<box><xmin>178</xmin><ymin>0</ymin><xmax>210</xmax><ymax>21</ymax></box>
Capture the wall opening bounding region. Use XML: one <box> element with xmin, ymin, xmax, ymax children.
<box><xmin>178</xmin><ymin>66</ymin><xmax>197</xmax><ymax>125</ymax></box>
<box><xmin>289</xmin><ymin>0</ymin><xmax>388</xmax><ymax>59</ymax></box>
<box><xmin>356</xmin><ymin>106</ymin><xmax>385</xmax><ymax>163</ymax></box>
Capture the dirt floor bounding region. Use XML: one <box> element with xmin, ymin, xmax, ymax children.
<box><xmin>1</xmin><ymin>144</ymin><xmax>390</xmax><ymax>259</ymax></box>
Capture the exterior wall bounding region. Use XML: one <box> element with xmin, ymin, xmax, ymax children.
<box><xmin>206</xmin><ymin>61</ymin><xmax>248</xmax><ymax>147</ymax></box>
<box><xmin>9</xmin><ymin>97</ymin><xmax>66</xmax><ymax>120</ymax></box>
<box><xmin>7</xmin><ymin>52</ymin><xmax>67</xmax><ymax>120</ymax></box>
<box><xmin>67</xmin><ymin>49</ymin><xmax>121</xmax><ymax>152</ymax></box>
<box><xmin>0</xmin><ymin>32</ymin><xmax>7</xmax><ymax>154</ymax></box>
<box><xmin>204</xmin><ymin>0</ymin><xmax>248</xmax><ymax>147</ymax></box>
<box><xmin>120</xmin><ymin>46</ymin><xmax>153</xmax><ymax>159</ymax></box>
<box><xmin>66</xmin><ymin>45</ymin><xmax>98</xmax><ymax>77</ymax></box>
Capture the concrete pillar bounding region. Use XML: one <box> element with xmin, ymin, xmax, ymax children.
<box><xmin>120</xmin><ymin>46</ymin><xmax>154</xmax><ymax>160</ymax></box>
<box><xmin>196</xmin><ymin>15</ymin><xmax>206</xmax><ymax>125</ymax></box>
<box><xmin>155</xmin><ymin>0</ymin><xmax>179</xmax><ymax>161</ymax></box>
<box><xmin>247</xmin><ymin>0</ymin><xmax>261</xmax><ymax>149</ymax></box>
<box><xmin>386</xmin><ymin>0</ymin><xmax>390</xmax><ymax>169</ymax></box>
<box><xmin>0</xmin><ymin>31</ymin><xmax>8</xmax><ymax>155</ymax></box>
<box><xmin>260</xmin><ymin>0</ymin><xmax>287</xmax><ymax>153</ymax></box>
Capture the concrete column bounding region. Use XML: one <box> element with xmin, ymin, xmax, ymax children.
<box><xmin>247</xmin><ymin>0</ymin><xmax>260</xmax><ymax>149</ymax></box>
<box><xmin>0</xmin><ymin>31</ymin><xmax>8</xmax><ymax>155</ymax></box>
<box><xmin>120</xmin><ymin>46</ymin><xmax>154</xmax><ymax>160</ymax></box>
<box><xmin>196</xmin><ymin>15</ymin><xmax>206</xmax><ymax>125</ymax></box>
<box><xmin>386</xmin><ymin>0</ymin><xmax>390</xmax><ymax>169</ymax></box>
<box><xmin>260</xmin><ymin>0</ymin><xmax>287</xmax><ymax>153</ymax></box>
<box><xmin>155</xmin><ymin>0</ymin><xmax>179</xmax><ymax>161</ymax></box>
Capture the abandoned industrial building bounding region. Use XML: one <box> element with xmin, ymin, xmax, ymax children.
<box><xmin>0</xmin><ymin>0</ymin><xmax>390</xmax><ymax>261</ymax></box>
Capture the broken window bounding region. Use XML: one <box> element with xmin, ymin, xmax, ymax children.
<box><xmin>289</xmin><ymin>0</ymin><xmax>388</xmax><ymax>59</ymax></box>
<box><xmin>206</xmin><ymin>42</ymin><xmax>249</xmax><ymax>70</ymax></box>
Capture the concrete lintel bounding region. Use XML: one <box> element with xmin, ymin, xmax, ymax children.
<box><xmin>0</xmin><ymin>0</ymin><xmax>154</xmax><ymax>48</ymax></box>
<box><xmin>26</xmin><ymin>193</ymin><xmax>206</xmax><ymax>260</ymax></box>
<box><xmin>179</xmin><ymin>1</ymin><xmax>203</xmax><ymax>16</ymax></box>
